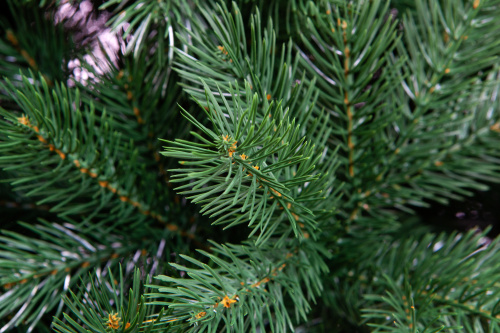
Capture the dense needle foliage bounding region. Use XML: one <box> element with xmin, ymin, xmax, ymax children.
<box><xmin>1</xmin><ymin>0</ymin><xmax>500</xmax><ymax>332</ymax></box>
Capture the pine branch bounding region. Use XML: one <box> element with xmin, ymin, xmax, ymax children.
<box><xmin>53</xmin><ymin>267</ymin><xmax>169</xmax><ymax>333</ymax></box>
<box><xmin>0</xmin><ymin>73</ymin><xmax>207</xmax><ymax>248</ymax></box>
<box><xmin>0</xmin><ymin>215</ymin><xmax>183</xmax><ymax>332</ymax></box>
<box><xmin>163</xmin><ymin>82</ymin><xmax>330</xmax><ymax>243</ymax></box>
<box><xmin>174</xmin><ymin>1</ymin><xmax>319</xmax><ymax>128</ymax></box>
<box><xmin>293</xmin><ymin>0</ymin><xmax>403</xmax><ymax>224</ymax></box>
<box><xmin>167</xmin><ymin>0</ymin><xmax>340</xmax><ymax>243</ymax></box>
<box><xmin>380</xmin><ymin>0</ymin><xmax>500</xmax><ymax>207</ymax></box>
<box><xmin>0</xmin><ymin>74</ymin><xmax>145</xmax><ymax>222</ymax></box>
<box><xmin>332</xmin><ymin>225</ymin><xmax>500</xmax><ymax>332</ymax></box>
<box><xmin>147</xmin><ymin>239</ymin><xmax>330</xmax><ymax>332</ymax></box>
<box><xmin>0</xmin><ymin>220</ymin><xmax>137</xmax><ymax>332</ymax></box>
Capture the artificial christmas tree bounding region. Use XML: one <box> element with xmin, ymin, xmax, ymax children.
<box><xmin>1</xmin><ymin>0</ymin><xmax>500</xmax><ymax>332</ymax></box>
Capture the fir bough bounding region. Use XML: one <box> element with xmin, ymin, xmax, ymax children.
<box><xmin>0</xmin><ymin>0</ymin><xmax>499</xmax><ymax>332</ymax></box>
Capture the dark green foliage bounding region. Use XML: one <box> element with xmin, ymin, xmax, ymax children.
<box><xmin>163</xmin><ymin>81</ymin><xmax>328</xmax><ymax>242</ymax></box>
<box><xmin>360</xmin><ymin>227</ymin><xmax>500</xmax><ymax>332</ymax></box>
<box><xmin>0</xmin><ymin>0</ymin><xmax>500</xmax><ymax>332</ymax></box>
<box><xmin>0</xmin><ymin>1</ymin><xmax>74</xmax><ymax>84</ymax></box>
<box><xmin>52</xmin><ymin>267</ymin><xmax>169</xmax><ymax>333</ymax></box>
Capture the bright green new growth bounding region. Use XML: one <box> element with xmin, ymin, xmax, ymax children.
<box><xmin>0</xmin><ymin>0</ymin><xmax>500</xmax><ymax>332</ymax></box>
